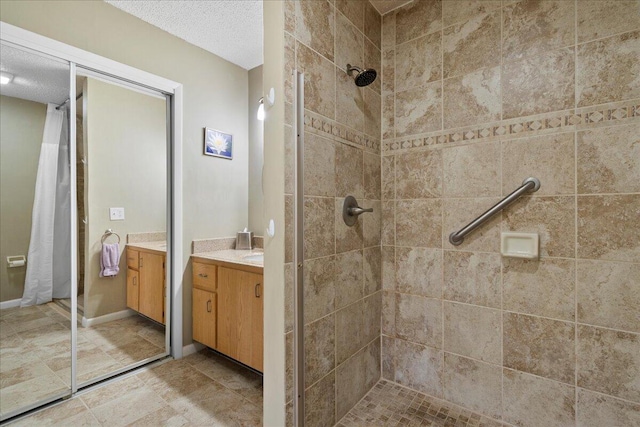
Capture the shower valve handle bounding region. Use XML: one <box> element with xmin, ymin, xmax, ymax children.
<box><xmin>343</xmin><ymin>196</ymin><xmax>373</xmax><ymax>227</ymax></box>
<box><xmin>348</xmin><ymin>206</ymin><xmax>373</xmax><ymax>216</ymax></box>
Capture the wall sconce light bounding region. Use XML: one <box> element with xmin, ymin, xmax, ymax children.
<box><xmin>0</xmin><ymin>72</ymin><xmax>14</xmax><ymax>85</ymax></box>
<box><xmin>257</xmin><ymin>88</ymin><xmax>275</xmax><ymax>121</ymax></box>
<box><xmin>257</xmin><ymin>97</ymin><xmax>265</xmax><ymax>121</ymax></box>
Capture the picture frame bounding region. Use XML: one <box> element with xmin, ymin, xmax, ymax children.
<box><xmin>203</xmin><ymin>127</ymin><xmax>233</xmax><ymax>160</ymax></box>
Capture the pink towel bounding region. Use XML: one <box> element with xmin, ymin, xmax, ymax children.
<box><xmin>100</xmin><ymin>243</ymin><xmax>120</xmax><ymax>277</ymax></box>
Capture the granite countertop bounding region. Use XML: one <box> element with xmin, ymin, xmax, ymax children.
<box><xmin>127</xmin><ymin>241</ymin><xmax>167</xmax><ymax>253</ymax></box>
<box><xmin>191</xmin><ymin>249</ymin><xmax>264</xmax><ymax>268</ymax></box>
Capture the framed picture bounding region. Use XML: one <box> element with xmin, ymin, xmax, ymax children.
<box><xmin>204</xmin><ymin>127</ymin><xmax>233</xmax><ymax>160</ymax></box>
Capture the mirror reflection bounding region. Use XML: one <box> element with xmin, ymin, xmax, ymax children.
<box><xmin>0</xmin><ymin>43</ymin><xmax>72</xmax><ymax>417</ymax></box>
<box><xmin>75</xmin><ymin>73</ymin><xmax>168</xmax><ymax>386</ymax></box>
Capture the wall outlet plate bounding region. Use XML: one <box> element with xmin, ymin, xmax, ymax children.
<box><xmin>501</xmin><ymin>232</ymin><xmax>539</xmax><ymax>259</ymax></box>
<box><xmin>109</xmin><ymin>207</ymin><xmax>125</xmax><ymax>221</ymax></box>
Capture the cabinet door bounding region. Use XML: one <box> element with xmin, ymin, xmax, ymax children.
<box><xmin>126</xmin><ymin>268</ymin><xmax>139</xmax><ymax>311</ymax></box>
<box><xmin>217</xmin><ymin>267</ymin><xmax>263</xmax><ymax>371</ymax></box>
<box><xmin>193</xmin><ymin>288</ymin><xmax>216</xmax><ymax>349</ymax></box>
<box><xmin>139</xmin><ymin>252</ymin><xmax>165</xmax><ymax>324</ymax></box>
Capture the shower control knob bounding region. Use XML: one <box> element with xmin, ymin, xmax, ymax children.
<box><xmin>342</xmin><ymin>196</ymin><xmax>373</xmax><ymax>227</ymax></box>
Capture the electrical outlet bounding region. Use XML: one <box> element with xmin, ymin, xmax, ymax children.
<box><xmin>109</xmin><ymin>207</ymin><xmax>125</xmax><ymax>221</ymax></box>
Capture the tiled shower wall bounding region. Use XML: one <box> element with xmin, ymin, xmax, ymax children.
<box><xmin>282</xmin><ymin>1</ymin><xmax>383</xmax><ymax>425</ymax></box>
<box><xmin>381</xmin><ymin>1</ymin><xmax>640</xmax><ymax>426</ymax></box>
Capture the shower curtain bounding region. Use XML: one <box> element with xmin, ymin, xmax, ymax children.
<box><xmin>21</xmin><ymin>103</ymin><xmax>71</xmax><ymax>306</ymax></box>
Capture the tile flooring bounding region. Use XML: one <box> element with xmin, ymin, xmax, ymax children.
<box><xmin>0</xmin><ymin>302</ymin><xmax>165</xmax><ymax>417</ymax></box>
<box><xmin>337</xmin><ymin>380</ymin><xmax>506</xmax><ymax>427</ymax></box>
<box><xmin>8</xmin><ymin>350</ymin><xmax>263</xmax><ymax>426</ymax></box>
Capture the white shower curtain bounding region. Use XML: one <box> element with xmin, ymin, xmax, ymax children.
<box><xmin>21</xmin><ymin>103</ymin><xmax>71</xmax><ymax>306</ymax></box>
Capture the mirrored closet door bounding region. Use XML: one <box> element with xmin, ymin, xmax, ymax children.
<box><xmin>0</xmin><ymin>36</ymin><xmax>173</xmax><ymax>422</ymax></box>
<box><xmin>0</xmin><ymin>42</ymin><xmax>73</xmax><ymax>419</ymax></box>
<box><xmin>74</xmin><ymin>68</ymin><xmax>170</xmax><ymax>387</ymax></box>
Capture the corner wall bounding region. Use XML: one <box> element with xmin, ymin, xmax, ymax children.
<box><xmin>282</xmin><ymin>1</ymin><xmax>384</xmax><ymax>425</ymax></box>
<box><xmin>381</xmin><ymin>1</ymin><xmax>640</xmax><ymax>425</ymax></box>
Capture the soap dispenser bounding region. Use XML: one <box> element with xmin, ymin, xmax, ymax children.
<box><xmin>236</xmin><ymin>228</ymin><xmax>253</xmax><ymax>250</ymax></box>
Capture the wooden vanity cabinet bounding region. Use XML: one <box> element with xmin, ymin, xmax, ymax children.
<box><xmin>127</xmin><ymin>247</ymin><xmax>165</xmax><ymax>325</ymax></box>
<box><xmin>191</xmin><ymin>259</ymin><xmax>263</xmax><ymax>372</ymax></box>
<box><xmin>217</xmin><ymin>266</ymin><xmax>263</xmax><ymax>372</ymax></box>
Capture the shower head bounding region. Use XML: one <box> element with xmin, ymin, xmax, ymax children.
<box><xmin>346</xmin><ymin>64</ymin><xmax>377</xmax><ymax>87</ymax></box>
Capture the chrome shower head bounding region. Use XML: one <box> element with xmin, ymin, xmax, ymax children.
<box><xmin>346</xmin><ymin>64</ymin><xmax>377</xmax><ymax>87</ymax></box>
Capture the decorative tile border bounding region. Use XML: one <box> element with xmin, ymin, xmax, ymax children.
<box><xmin>303</xmin><ymin>109</ymin><xmax>381</xmax><ymax>153</ymax></box>
<box><xmin>384</xmin><ymin>99</ymin><xmax>640</xmax><ymax>153</ymax></box>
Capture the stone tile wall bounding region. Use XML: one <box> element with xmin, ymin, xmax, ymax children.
<box><xmin>380</xmin><ymin>1</ymin><xmax>640</xmax><ymax>426</ymax></box>
<box><xmin>282</xmin><ymin>1</ymin><xmax>383</xmax><ymax>425</ymax></box>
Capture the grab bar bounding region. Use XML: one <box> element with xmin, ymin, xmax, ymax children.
<box><xmin>449</xmin><ymin>177</ymin><xmax>540</xmax><ymax>246</ymax></box>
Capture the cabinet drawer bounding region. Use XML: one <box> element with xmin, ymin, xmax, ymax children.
<box><xmin>193</xmin><ymin>262</ymin><xmax>217</xmax><ymax>291</ymax></box>
<box><xmin>126</xmin><ymin>249</ymin><xmax>139</xmax><ymax>270</ymax></box>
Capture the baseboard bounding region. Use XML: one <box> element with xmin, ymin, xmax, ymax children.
<box><xmin>182</xmin><ymin>342</ymin><xmax>205</xmax><ymax>358</ymax></box>
<box><xmin>81</xmin><ymin>309</ymin><xmax>135</xmax><ymax>327</ymax></box>
<box><xmin>0</xmin><ymin>298</ymin><xmax>21</xmax><ymax>310</ymax></box>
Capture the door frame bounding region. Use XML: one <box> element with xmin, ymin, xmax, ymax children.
<box><xmin>0</xmin><ymin>21</ymin><xmax>184</xmax><ymax>384</ymax></box>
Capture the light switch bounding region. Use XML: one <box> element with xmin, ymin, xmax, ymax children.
<box><xmin>109</xmin><ymin>207</ymin><xmax>125</xmax><ymax>221</ymax></box>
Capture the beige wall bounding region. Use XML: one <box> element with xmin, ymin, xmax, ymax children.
<box><xmin>262</xmin><ymin>2</ymin><xmax>286</xmax><ymax>424</ymax></box>
<box><xmin>248</xmin><ymin>65</ymin><xmax>264</xmax><ymax>234</ymax></box>
<box><xmin>0</xmin><ymin>95</ymin><xmax>46</xmax><ymax>302</ymax></box>
<box><xmin>83</xmin><ymin>78</ymin><xmax>166</xmax><ymax>319</ymax></box>
<box><xmin>282</xmin><ymin>1</ymin><xmax>383</xmax><ymax>424</ymax></box>
<box><xmin>0</xmin><ymin>0</ymin><xmax>249</xmax><ymax>343</ymax></box>
<box><xmin>381</xmin><ymin>1</ymin><xmax>640</xmax><ymax>426</ymax></box>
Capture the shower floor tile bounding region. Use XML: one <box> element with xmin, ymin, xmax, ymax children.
<box><xmin>337</xmin><ymin>379</ymin><xmax>506</xmax><ymax>427</ymax></box>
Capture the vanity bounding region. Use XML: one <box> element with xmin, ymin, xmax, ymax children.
<box><xmin>191</xmin><ymin>250</ymin><xmax>264</xmax><ymax>372</ymax></box>
<box><xmin>126</xmin><ymin>242</ymin><xmax>167</xmax><ymax>325</ymax></box>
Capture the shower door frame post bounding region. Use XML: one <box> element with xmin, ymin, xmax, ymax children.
<box><xmin>293</xmin><ymin>70</ymin><xmax>306</xmax><ymax>427</ymax></box>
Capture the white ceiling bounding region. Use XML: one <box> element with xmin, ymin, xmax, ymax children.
<box><xmin>105</xmin><ymin>0</ymin><xmax>263</xmax><ymax>70</ymax></box>
<box><xmin>0</xmin><ymin>44</ymin><xmax>70</xmax><ymax>105</ymax></box>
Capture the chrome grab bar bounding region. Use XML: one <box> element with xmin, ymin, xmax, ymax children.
<box><xmin>449</xmin><ymin>177</ymin><xmax>541</xmax><ymax>246</ymax></box>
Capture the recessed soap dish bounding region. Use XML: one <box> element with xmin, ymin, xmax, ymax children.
<box><xmin>501</xmin><ymin>232</ymin><xmax>539</xmax><ymax>259</ymax></box>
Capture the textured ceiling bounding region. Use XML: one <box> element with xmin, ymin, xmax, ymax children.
<box><xmin>370</xmin><ymin>0</ymin><xmax>413</xmax><ymax>14</ymax></box>
<box><xmin>0</xmin><ymin>44</ymin><xmax>70</xmax><ymax>105</ymax></box>
<box><xmin>105</xmin><ymin>0</ymin><xmax>263</xmax><ymax>70</ymax></box>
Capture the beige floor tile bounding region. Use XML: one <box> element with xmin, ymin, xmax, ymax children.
<box><xmin>169</xmin><ymin>381</ymin><xmax>262</xmax><ymax>427</ymax></box>
<box><xmin>89</xmin><ymin>386</ymin><xmax>167</xmax><ymax>427</ymax></box>
<box><xmin>9</xmin><ymin>397</ymin><xmax>96</xmax><ymax>427</ymax></box>
<box><xmin>188</xmin><ymin>350</ymin><xmax>263</xmax><ymax>406</ymax></box>
<box><xmin>0</xmin><ymin>372</ymin><xmax>68</xmax><ymax>416</ymax></box>
<box><xmin>0</xmin><ymin>360</ymin><xmax>54</xmax><ymax>388</ymax></box>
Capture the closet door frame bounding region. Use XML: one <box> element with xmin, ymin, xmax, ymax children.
<box><xmin>0</xmin><ymin>21</ymin><xmax>184</xmax><ymax>395</ymax></box>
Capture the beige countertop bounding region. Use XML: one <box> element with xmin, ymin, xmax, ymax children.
<box><xmin>191</xmin><ymin>249</ymin><xmax>264</xmax><ymax>269</ymax></box>
<box><xmin>127</xmin><ymin>241</ymin><xmax>167</xmax><ymax>254</ymax></box>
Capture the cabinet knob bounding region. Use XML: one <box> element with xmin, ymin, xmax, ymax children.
<box><xmin>206</xmin><ymin>299</ymin><xmax>212</xmax><ymax>313</ymax></box>
<box><xmin>198</xmin><ymin>273</ymin><xmax>208</xmax><ymax>278</ymax></box>
<box><xmin>255</xmin><ymin>283</ymin><xmax>261</xmax><ymax>298</ymax></box>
